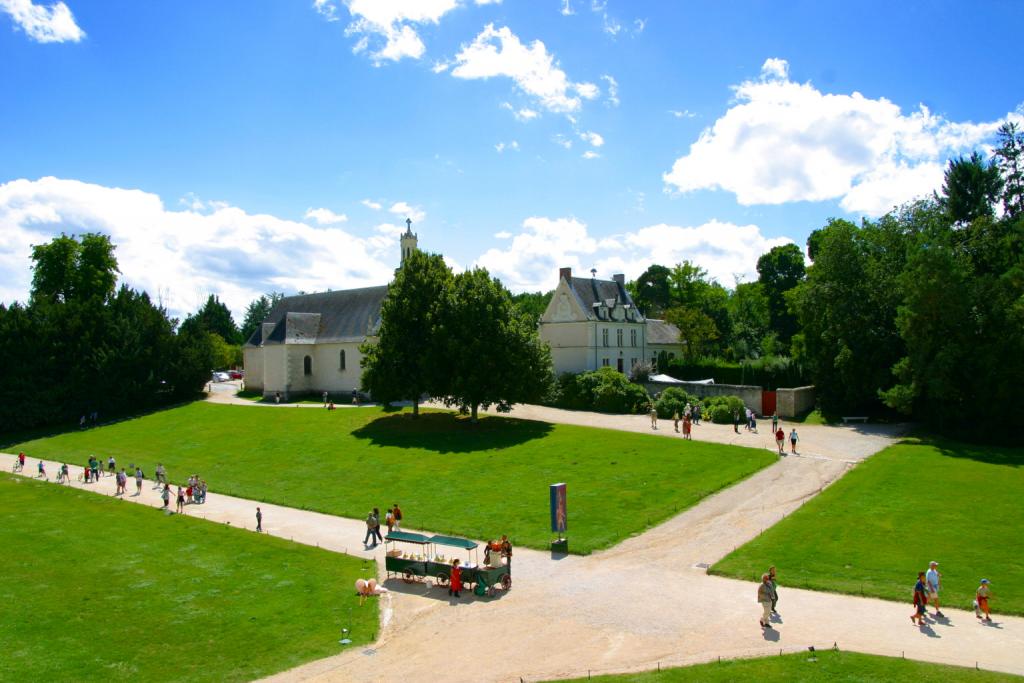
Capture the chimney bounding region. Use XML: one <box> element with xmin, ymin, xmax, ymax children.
<box><xmin>559</xmin><ymin>267</ymin><xmax>572</xmax><ymax>281</ymax></box>
<box><xmin>612</xmin><ymin>273</ymin><xmax>625</xmax><ymax>285</ymax></box>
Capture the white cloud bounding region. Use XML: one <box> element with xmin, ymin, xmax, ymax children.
<box><xmin>450</xmin><ymin>24</ymin><xmax>599</xmax><ymax>113</ymax></box>
<box><xmin>304</xmin><ymin>207</ymin><xmax>349</xmax><ymax>225</ymax></box>
<box><xmin>388</xmin><ymin>201</ymin><xmax>425</xmax><ymax>223</ymax></box>
<box><xmin>552</xmin><ymin>134</ymin><xmax>572</xmax><ymax>150</ymax></box>
<box><xmin>0</xmin><ymin>0</ymin><xmax>84</xmax><ymax>43</ymax></box>
<box><xmin>495</xmin><ymin>140</ymin><xmax>520</xmax><ymax>153</ymax></box>
<box><xmin>0</xmin><ymin>177</ymin><xmax>401</xmax><ymax>321</ymax></box>
<box><xmin>581</xmin><ymin>150</ymin><xmax>600</xmax><ymax>160</ymax></box>
<box><xmin>601</xmin><ymin>74</ymin><xmax>619</xmax><ymax>107</ymax></box>
<box><xmin>494</xmin><ymin>230</ymin><xmax>512</xmax><ymax>239</ymax></box>
<box><xmin>476</xmin><ymin>215</ymin><xmax>791</xmax><ymax>292</ymax></box>
<box><xmin>361</xmin><ymin>199</ymin><xmax>383</xmax><ymax>210</ymax></box>
<box><xmin>669</xmin><ymin>109</ymin><xmax>695</xmax><ymax>119</ymax></box>
<box><xmin>320</xmin><ymin>0</ymin><xmax>463</xmax><ymax>64</ymax></box>
<box><xmin>500</xmin><ymin>102</ymin><xmax>540</xmax><ymax>122</ymax></box>
<box><xmin>663</xmin><ymin>57</ymin><xmax>1023</xmax><ymax>216</ymax></box>
<box><xmin>579</xmin><ymin>130</ymin><xmax>604</xmax><ymax>147</ymax></box>
<box><xmin>560</xmin><ymin>0</ymin><xmax>573</xmax><ymax>16</ymax></box>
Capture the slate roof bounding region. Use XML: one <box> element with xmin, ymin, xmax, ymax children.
<box><xmin>567</xmin><ymin>276</ymin><xmax>641</xmax><ymax>321</ymax></box>
<box><xmin>245</xmin><ymin>286</ymin><xmax>388</xmax><ymax>346</ymax></box>
<box><xmin>646</xmin><ymin>318</ymin><xmax>682</xmax><ymax>345</ymax></box>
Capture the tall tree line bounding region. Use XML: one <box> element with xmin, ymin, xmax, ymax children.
<box><xmin>0</xmin><ymin>233</ymin><xmax>221</xmax><ymax>434</ymax></box>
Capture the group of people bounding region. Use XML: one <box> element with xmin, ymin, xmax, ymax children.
<box><xmin>912</xmin><ymin>561</ymin><xmax>995</xmax><ymax>625</ymax></box>
<box><xmin>363</xmin><ymin>504</ymin><xmax>404</xmax><ymax>547</ymax></box>
<box><xmin>670</xmin><ymin>402</ymin><xmax>701</xmax><ymax>439</ymax></box>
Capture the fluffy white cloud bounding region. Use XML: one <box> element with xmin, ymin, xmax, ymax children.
<box><xmin>579</xmin><ymin>130</ymin><xmax>604</xmax><ymax>147</ymax></box>
<box><xmin>304</xmin><ymin>207</ymin><xmax>349</xmax><ymax>225</ymax></box>
<box><xmin>450</xmin><ymin>24</ymin><xmax>598</xmax><ymax>113</ymax></box>
<box><xmin>560</xmin><ymin>0</ymin><xmax>573</xmax><ymax>16</ymax></box>
<box><xmin>316</xmin><ymin>0</ymin><xmax>464</xmax><ymax>64</ymax></box>
<box><xmin>581</xmin><ymin>150</ymin><xmax>600</xmax><ymax>160</ymax></box>
<box><xmin>500</xmin><ymin>102</ymin><xmax>540</xmax><ymax>121</ymax></box>
<box><xmin>388</xmin><ymin>201</ymin><xmax>425</xmax><ymax>223</ymax></box>
<box><xmin>495</xmin><ymin>140</ymin><xmax>519</xmax><ymax>153</ymax></box>
<box><xmin>361</xmin><ymin>198</ymin><xmax>382</xmax><ymax>210</ymax></box>
<box><xmin>0</xmin><ymin>177</ymin><xmax>401</xmax><ymax>320</ymax></box>
<box><xmin>476</xmin><ymin>215</ymin><xmax>790</xmax><ymax>292</ymax></box>
<box><xmin>0</xmin><ymin>0</ymin><xmax>84</xmax><ymax>43</ymax></box>
<box><xmin>664</xmin><ymin>57</ymin><xmax>1022</xmax><ymax>216</ymax></box>
<box><xmin>669</xmin><ymin>109</ymin><xmax>695</xmax><ymax>119</ymax></box>
<box><xmin>552</xmin><ymin>134</ymin><xmax>572</xmax><ymax>149</ymax></box>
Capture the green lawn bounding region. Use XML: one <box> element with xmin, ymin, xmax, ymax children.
<box><xmin>713</xmin><ymin>438</ymin><xmax>1024</xmax><ymax>615</ymax></box>
<box><xmin>554</xmin><ymin>650</ymin><xmax>1018</xmax><ymax>682</ymax></box>
<box><xmin>0</xmin><ymin>473</ymin><xmax>377</xmax><ymax>682</ymax></box>
<box><xmin>10</xmin><ymin>402</ymin><xmax>776</xmax><ymax>554</ymax></box>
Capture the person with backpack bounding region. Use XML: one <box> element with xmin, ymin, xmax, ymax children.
<box><xmin>393</xmin><ymin>503</ymin><xmax>403</xmax><ymax>531</ymax></box>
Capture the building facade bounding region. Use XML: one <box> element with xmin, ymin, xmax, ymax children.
<box><xmin>538</xmin><ymin>267</ymin><xmax>684</xmax><ymax>376</ymax></box>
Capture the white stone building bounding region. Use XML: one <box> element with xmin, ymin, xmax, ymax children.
<box><xmin>242</xmin><ymin>221</ymin><xmax>419</xmax><ymax>400</ymax></box>
<box><xmin>538</xmin><ymin>267</ymin><xmax>684</xmax><ymax>376</ymax></box>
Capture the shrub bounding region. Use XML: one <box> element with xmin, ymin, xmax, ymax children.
<box><xmin>547</xmin><ymin>367</ymin><xmax>650</xmax><ymax>414</ymax></box>
<box><xmin>654</xmin><ymin>387</ymin><xmax>700</xmax><ymax>420</ymax></box>
<box><xmin>702</xmin><ymin>395</ymin><xmax>747</xmax><ymax>424</ymax></box>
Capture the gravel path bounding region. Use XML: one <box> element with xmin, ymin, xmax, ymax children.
<box><xmin>6</xmin><ymin>409</ymin><xmax>1021</xmax><ymax>681</ymax></box>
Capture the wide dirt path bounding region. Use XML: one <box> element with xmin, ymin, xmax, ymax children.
<box><xmin>5</xmin><ymin>441</ymin><xmax>1021</xmax><ymax>682</ymax></box>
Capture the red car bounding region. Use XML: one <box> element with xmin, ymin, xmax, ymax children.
<box><xmin>229</xmin><ymin>370</ymin><xmax>244</xmax><ymax>380</ymax></box>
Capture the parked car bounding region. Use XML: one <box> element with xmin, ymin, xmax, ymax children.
<box><xmin>212</xmin><ymin>371</ymin><xmax>231</xmax><ymax>382</ymax></box>
<box><xmin>229</xmin><ymin>370</ymin><xmax>244</xmax><ymax>380</ymax></box>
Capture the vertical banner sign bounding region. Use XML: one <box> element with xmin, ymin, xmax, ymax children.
<box><xmin>550</xmin><ymin>483</ymin><xmax>567</xmax><ymax>534</ymax></box>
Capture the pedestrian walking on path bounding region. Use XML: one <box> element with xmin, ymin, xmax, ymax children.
<box><xmin>975</xmin><ymin>579</ymin><xmax>993</xmax><ymax>622</ymax></box>
<box><xmin>256</xmin><ymin>507</ymin><xmax>263</xmax><ymax>533</ymax></box>
<box><xmin>161</xmin><ymin>484</ymin><xmax>170</xmax><ymax>510</ymax></box>
<box><xmin>789</xmin><ymin>428</ymin><xmax>799</xmax><ymax>454</ymax></box>
<box><xmin>363</xmin><ymin>510</ymin><xmax>379</xmax><ymax>547</ymax></box>
<box><xmin>911</xmin><ymin>572</ymin><xmax>928</xmax><ymax>625</ymax></box>
<box><xmin>926</xmin><ymin>561</ymin><xmax>944</xmax><ymax>618</ymax></box>
<box><xmin>775</xmin><ymin>427</ymin><xmax>785</xmax><ymax>455</ymax></box>
<box><xmin>758</xmin><ymin>573</ymin><xmax>774</xmax><ymax>628</ymax></box>
<box><xmin>733</xmin><ymin>410</ymin><xmax>740</xmax><ymax>434</ymax></box>
<box><xmin>107</xmin><ymin>456</ymin><xmax>116</xmax><ymax>477</ymax></box>
<box><xmin>772</xmin><ymin>412</ymin><xmax>778</xmax><ymax>432</ymax></box>
<box><xmin>649</xmin><ymin>405</ymin><xmax>658</xmax><ymax>430</ymax></box>
<box><xmin>37</xmin><ymin>460</ymin><xmax>47</xmax><ymax>480</ymax></box>
<box><xmin>393</xmin><ymin>503</ymin><xmax>403</xmax><ymax>531</ymax></box>
<box><xmin>673</xmin><ymin>411</ymin><xmax>680</xmax><ymax>433</ymax></box>
<box><xmin>372</xmin><ymin>507</ymin><xmax>384</xmax><ymax>544</ymax></box>
<box><xmin>768</xmin><ymin>566</ymin><xmax>779</xmax><ymax>613</ymax></box>
<box><xmin>134</xmin><ymin>467</ymin><xmax>144</xmax><ymax>496</ymax></box>
<box><xmin>154</xmin><ymin>463</ymin><xmax>167</xmax><ymax>489</ymax></box>
<box><xmin>176</xmin><ymin>486</ymin><xmax>185</xmax><ymax>513</ymax></box>
<box><xmin>58</xmin><ymin>463</ymin><xmax>70</xmax><ymax>484</ymax></box>
<box><xmin>385</xmin><ymin>507</ymin><xmax>395</xmax><ymax>535</ymax></box>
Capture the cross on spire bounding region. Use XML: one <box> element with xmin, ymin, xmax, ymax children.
<box><xmin>406</xmin><ymin>217</ymin><xmax>412</xmax><ymax>233</ymax></box>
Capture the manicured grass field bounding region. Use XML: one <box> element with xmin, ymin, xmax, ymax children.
<box><xmin>10</xmin><ymin>402</ymin><xmax>775</xmax><ymax>554</ymax></box>
<box><xmin>554</xmin><ymin>650</ymin><xmax>1018</xmax><ymax>682</ymax></box>
<box><xmin>0</xmin><ymin>473</ymin><xmax>377</xmax><ymax>682</ymax></box>
<box><xmin>713</xmin><ymin>439</ymin><xmax>1024</xmax><ymax>615</ymax></box>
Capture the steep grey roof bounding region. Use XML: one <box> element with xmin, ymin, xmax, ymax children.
<box><xmin>567</xmin><ymin>277</ymin><xmax>641</xmax><ymax>322</ymax></box>
<box><xmin>646</xmin><ymin>318</ymin><xmax>682</xmax><ymax>345</ymax></box>
<box><xmin>245</xmin><ymin>286</ymin><xmax>388</xmax><ymax>346</ymax></box>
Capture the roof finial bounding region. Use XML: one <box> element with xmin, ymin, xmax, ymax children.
<box><xmin>590</xmin><ymin>268</ymin><xmax>597</xmax><ymax>278</ymax></box>
<box><xmin>406</xmin><ymin>217</ymin><xmax>412</xmax><ymax>233</ymax></box>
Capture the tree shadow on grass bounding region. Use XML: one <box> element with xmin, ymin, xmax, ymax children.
<box><xmin>351</xmin><ymin>412</ymin><xmax>553</xmax><ymax>454</ymax></box>
<box><xmin>897</xmin><ymin>436</ymin><xmax>1024</xmax><ymax>468</ymax></box>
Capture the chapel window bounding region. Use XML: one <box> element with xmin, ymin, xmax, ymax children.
<box><xmin>340</xmin><ymin>350</ymin><xmax>346</xmax><ymax>370</ymax></box>
<box><xmin>616</xmin><ymin>329</ymin><xmax>623</xmax><ymax>347</ymax></box>
<box><xmin>602</xmin><ymin>328</ymin><xmax>609</xmax><ymax>347</ymax></box>
<box><xmin>304</xmin><ymin>355</ymin><xmax>312</xmax><ymax>376</ymax></box>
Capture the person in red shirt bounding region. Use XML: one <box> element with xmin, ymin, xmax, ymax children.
<box><xmin>775</xmin><ymin>427</ymin><xmax>786</xmax><ymax>454</ymax></box>
<box><xmin>17</xmin><ymin>452</ymin><xmax>26</xmax><ymax>471</ymax></box>
<box><xmin>448</xmin><ymin>558</ymin><xmax>462</xmax><ymax>599</ymax></box>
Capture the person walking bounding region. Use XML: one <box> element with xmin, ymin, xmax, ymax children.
<box><xmin>758</xmin><ymin>573</ymin><xmax>774</xmax><ymax>628</ymax></box>
<box><xmin>501</xmin><ymin>535</ymin><xmax>513</xmax><ymax>570</ymax></box>
<box><xmin>16</xmin><ymin>452</ymin><xmax>26</xmax><ymax>472</ymax></box>
<box><xmin>392</xmin><ymin>503</ymin><xmax>403</xmax><ymax>531</ymax></box>
<box><xmin>911</xmin><ymin>571</ymin><xmax>928</xmax><ymax>625</ymax></box>
<box><xmin>770</xmin><ymin>565</ymin><xmax>778</xmax><ymax>614</ymax></box>
<box><xmin>371</xmin><ymin>507</ymin><xmax>384</xmax><ymax>545</ymax></box>
<box><xmin>256</xmin><ymin>507</ymin><xmax>263</xmax><ymax>533</ymax></box>
<box><xmin>925</xmin><ymin>561</ymin><xmax>944</xmax><ymax>618</ymax></box>
<box><xmin>134</xmin><ymin>466</ymin><xmax>144</xmax><ymax>496</ymax></box>
<box><xmin>693</xmin><ymin>404</ymin><xmax>701</xmax><ymax>425</ymax></box>
<box><xmin>161</xmin><ymin>484</ymin><xmax>170</xmax><ymax>510</ymax></box>
<box><xmin>789</xmin><ymin>428</ymin><xmax>799</xmax><ymax>454</ymax></box>
<box><xmin>36</xmin><ymin>460</ymin><xmax>47</xmax><ymax>480</ymax></box>
<box><xmin>154</xmin><ymin>463</ymin><xmax>166</xmax><ymax>489</ymax></box>
<box><xmin>975</xmin><ymin>579</ymin><xmax>992</xmax><ymax>622</ymax></box>
<box><xmin>363</xmin><ymin>510</ymin><xmax>378</xmax><ymax>547</ymax></box>
<box><xmin>59</xmin><ymin>463</ymin><xmax>70</xmax><ymax>484</ymax></box>
<box><xmin>448</xmin><ymin>558</ymin><xmax>462</xmax><ymax>599</ymax></box>
<box><xmin>175</xmin><ymin>486</ymin><xmax>185</xmax><ymax>514</ymax></box>
<box><xmin>649</xmin><ymin>404</ymin><xmax>658</xmax><ymax>430</ymax></box>
<box><xmin>322</xmin><ymin>390</ymin><xmax>329</xmax><ymax>407</ymax></box>
<box><xmin>385</xmin><ymin>507</ymin><xmax>395</xmax><ymax>536</ymax></box>
<box><xmin>744</xmin><ymin>407</ymin><xmax>751</xmax><ymax>431</ymax></box>
<box><xmin>733</xmin><ymin>410</ymin><xmax>740</xmax><ymax>434</ymax></box>
<box><xmin>775</xmin><ymin>427</ymin><xmax>786</xmax><ymax>455</ymax></box>
<box><xmin>672</xmin><ymin>411</ymin><xmax>680</xmax><ymax>433</ymax></box>
<box><xmin>683</xmin><ymin>414</ymin><xmax>692</xmax><ymax>440</ymax></box>
<box><xmin>107</xmin><ymin>456</ymin><xmax>116</xmax><ymax>477</ymax></box>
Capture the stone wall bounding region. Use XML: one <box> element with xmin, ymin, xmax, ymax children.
<box><xmin>646</xmin><ymin>380</ymin><xmax>763</xmax><ymax>415</ymax></box>
<box><xmin>776</xmin><ymin>385</ymin><xmax>816</xmax><ymax>418</ymax></box>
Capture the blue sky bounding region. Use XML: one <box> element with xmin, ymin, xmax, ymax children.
<box><xmin>1</xmin><ymin>0</ymin><xmax>1022</xmax><ymax>319</ymax></box>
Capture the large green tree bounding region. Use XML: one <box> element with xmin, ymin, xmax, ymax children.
<box><xmin>30</xmin><ymin>232</ymin><xmax>118</xmax><ymax>306</ymax></box>
<box><xmin>629</xmin><ymin>264</ymin><xmax>672</xmax><ymax>317</ymax></box>
<box><xmin>756</xmin><ymin>243</ymin><xmax>805</xmax><ymax>348</ymax></box>
<box><xmin>240</xmin><ymin>292</ymin><xmax>283</xmax><ymax>343</ymax></box>
<box><xmin>180</xmin><ymin>294</ymin><xmax>240</xmax><ymax>345</ymax></box>
<box><xmin>510</xmin><ymin>290</ymin><xmax>553</xmax><ymax>325</ymax></box>
<box><xmin>437</xmin><ymin>267</ymin><xmax>553</xmax><ymax>422</ymax></box>
<box><xmin>940</xmin><ymin>151</ymin><xmax>1003</xmax><ymax>225</ymax></box>
<box><xmin>360</xmin><ymin>251</ymin><xmax>452</xmax><ymax>416</ymax></box>
<box><xmin>726</xmin><ymin>281</ymin><xmax>770</xmax><ymax>359</ymax></box>
<box><xmin>994</xmin><ymin>121</ymin><xmax>1024</xmax><ymax>219</ymax></box>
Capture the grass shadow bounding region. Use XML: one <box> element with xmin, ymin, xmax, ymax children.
<box><xmin>351</xmin><ymin>412</ymin><xmax>554</xmax><ymax>453</ymax></box>
<box><xmin>897</xmin><ymin>435</ymin><xmax>1024</xmax><ymax>468</ymax></box>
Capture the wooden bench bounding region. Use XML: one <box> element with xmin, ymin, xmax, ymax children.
<box><xmin>841</xmin><ymin>416</ymin><xmax>869</xmax><ymax>424</ymax></box>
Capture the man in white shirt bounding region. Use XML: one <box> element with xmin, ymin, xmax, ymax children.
<box><xmin>926</xmin><ymin>561</ymin><xmax>944</xmax><ymax>618</ymax></box>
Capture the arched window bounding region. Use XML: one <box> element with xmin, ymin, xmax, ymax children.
<box><xmin>339</xmin><ymin>350</ymin><xmax>346</xmax><ymax>370</ymax></box>
<box><xmin>303</xmin><ymin>355</ymin><xmax>312</xmax><ymax>376</ymax></box>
